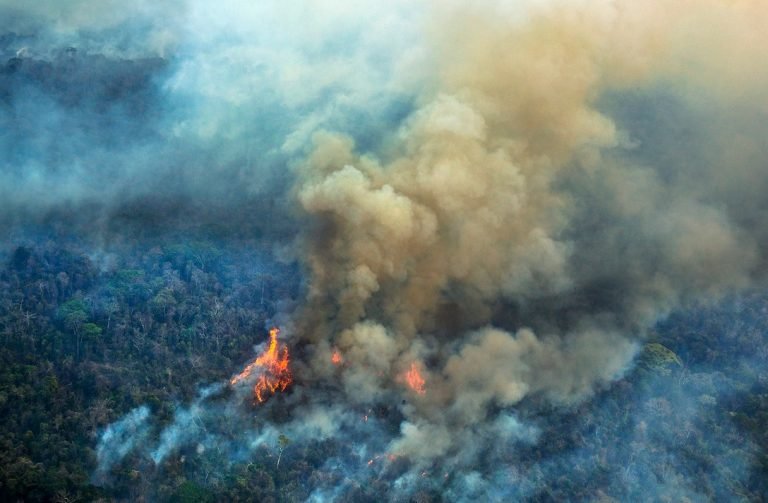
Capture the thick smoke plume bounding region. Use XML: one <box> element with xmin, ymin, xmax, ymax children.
<box><xmin>5</xmin><ymin>0</ymin><xmax>768</xmax><ymax>498</ymax></box>
<box><xmin>293</xmin><ymin>0</ymin><xmax>768</xmax><ymax>465</ymax></box>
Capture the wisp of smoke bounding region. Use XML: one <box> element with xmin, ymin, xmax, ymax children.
<box><xmin>94</xmin><ymin>405</ymin><xmax>150</xmax><ymax>481</ymax></box>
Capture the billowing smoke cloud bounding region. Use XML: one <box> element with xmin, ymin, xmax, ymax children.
<box><xmin>291</xmin><ymin>0</ymin><xmax>768</xmax><ymax>466</ymax></box>
<box><xmin>8</xmin><ymin>0</ymin><xmax>768</xmax><ymax>498</ymax></box>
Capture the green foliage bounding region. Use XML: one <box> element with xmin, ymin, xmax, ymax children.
<box><xmin>0</xmin><ymin>240</ymin><xmax>285</xmax><ymax>501</ymax></box>
<box><xmin>170</xmin><ymin>481</ymin><xmax>215</xmax><ymax>503</ymax></box>
<box><xmin>113</xmin><ymin>269</ymin><xmax>144</xmax><ymax>285</ymax></box>
<box><xmin>2</xmin><ymin>241</ymin><xmax>767</xmax><ymax>502</ymax></box>
<box><xmin>637</xmin><ymin>342</ymin><xmax>683</xmax><ymax>375</ymax></box>
<box><xmin>81</xmin><ymin>322</ymin><xmax>103</xmax><ymax>340</ymax></box>
<box><xmin>44</xmin><ymin>376</ymin><xmax>59</xmax><ymax>395</ymax></box>
<box><xmin>58</xmin><ymin>299</ymin><xmax>87</xmax><ymax>326</ymax></box>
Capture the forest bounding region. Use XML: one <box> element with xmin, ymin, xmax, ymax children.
<box><xmin>1</xmin><ymin>239</ymin><xmax>766</xmax><ymax>501</ymax></box>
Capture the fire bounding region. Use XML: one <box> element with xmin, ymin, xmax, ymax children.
<box><xmin>403</xmin><ymin>362</ymin><xmax>426</xmax><ymax>395</ymax></box>
<box><xmin>331</xmin><ymin>350</ymin><xmax>343</xmax><ymax>365</ymax></box>
<box><xmin>366</xmin><ymin>453</ymin><xmax>398</xmax><ymax>467</ymax></box>
<box><xmin>231</xmin><ymin>327</ymin><xmax>292</xmax><ymax>403</ymax></box>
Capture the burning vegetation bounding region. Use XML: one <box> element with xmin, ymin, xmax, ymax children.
<box><xmin>230</xmin><ymin>328</ymin><xmax>292</xmax><ymax>403</ymax></box>
<box><xmin>403</xmin><ymin>362</ymin><xmax>426</xmax><ymax>395</ymax></box>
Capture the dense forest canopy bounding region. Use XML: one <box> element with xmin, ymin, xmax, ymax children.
<box><xmin>2</xmin><ymin>0</ymin><xmax>768</xmax><ymax>501</ymax></box>
<box><xmin>1</xmin><ymin>240</ymin><xmax>767</xmax><ymax>501</ymax></box>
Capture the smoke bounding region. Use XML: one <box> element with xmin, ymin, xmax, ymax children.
<box><xmin>6</xmin><ymin>0</ymin><xmax>768</xmax><ymax>498</ymax></box>
<box><xmin>0</xmin><ymin>0</ymin><xmax>422</xmax><ymax>240</ymax></box>
<box><xmin>148</xmin><ymin>383</ymin><xmax>225</xmax><ymax>465</ymax></box>
<box><xmin>94</xmin><ymin>405</ymin><xmax>150</xmax><ymax>480</ymax></box>
<box><xmin>290</xmin><ymin>0</ymin><xmax>768</xmax><ymax>471</ymax></box>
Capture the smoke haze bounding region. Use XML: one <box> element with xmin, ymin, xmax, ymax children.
<box><xmin>3</xmin><ymin>0</ymin><xmax>768</xmax><ymax>500</ymax></box>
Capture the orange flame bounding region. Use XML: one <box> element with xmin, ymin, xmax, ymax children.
<box><xmin>331</xmin><ymin>350</ymin><xmax>343</xmax><ymax>365</ymax></box>
<box><xmin>403</xmin><ymin>362</ymin><xmax>426</xmax><ymax>395</ymax></box>
<box><xmin>231</xmin><ymin>327</ymin><xmax>292</xmax><ymax>403</ymax></box>
<box><xmin>366</xmin><ymin>453</ymin><xmax>398</xmax><ymax>467</ymax></box>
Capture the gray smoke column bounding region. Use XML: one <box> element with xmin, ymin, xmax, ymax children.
<box><xmin>291</xmin><ymin>0</ymin><xmax>768</xmax><ymax>462</ymax></box>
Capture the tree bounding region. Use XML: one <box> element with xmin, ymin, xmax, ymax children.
<box><xmin>10</xmin><ymin>246</ymin><xmax>31</xmax><ymax>271</ymax></box>
<box><xmin>276</xmin><ymin>434</ymin><xmax>291</xmax><ymax>470</ymax></box>
<box><xmin>169</xmin><ymin>481</ymin><xmax>214</xmax><ymax>503</ymax></box>
<box><xmin>59</xmin><ymin>300</ymin><xmax>88</xmax><ymax>359</ymax></box>
<box><xmin>81</xmin><ymin>323</ymin><xmax>103</xmax><ymax>355</ymax></box>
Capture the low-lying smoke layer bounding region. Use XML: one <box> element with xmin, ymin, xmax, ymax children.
<box><xmin>0</xmin><ymin>0</ymin><xmax>420</xmax><ymax>239</ymax></box>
